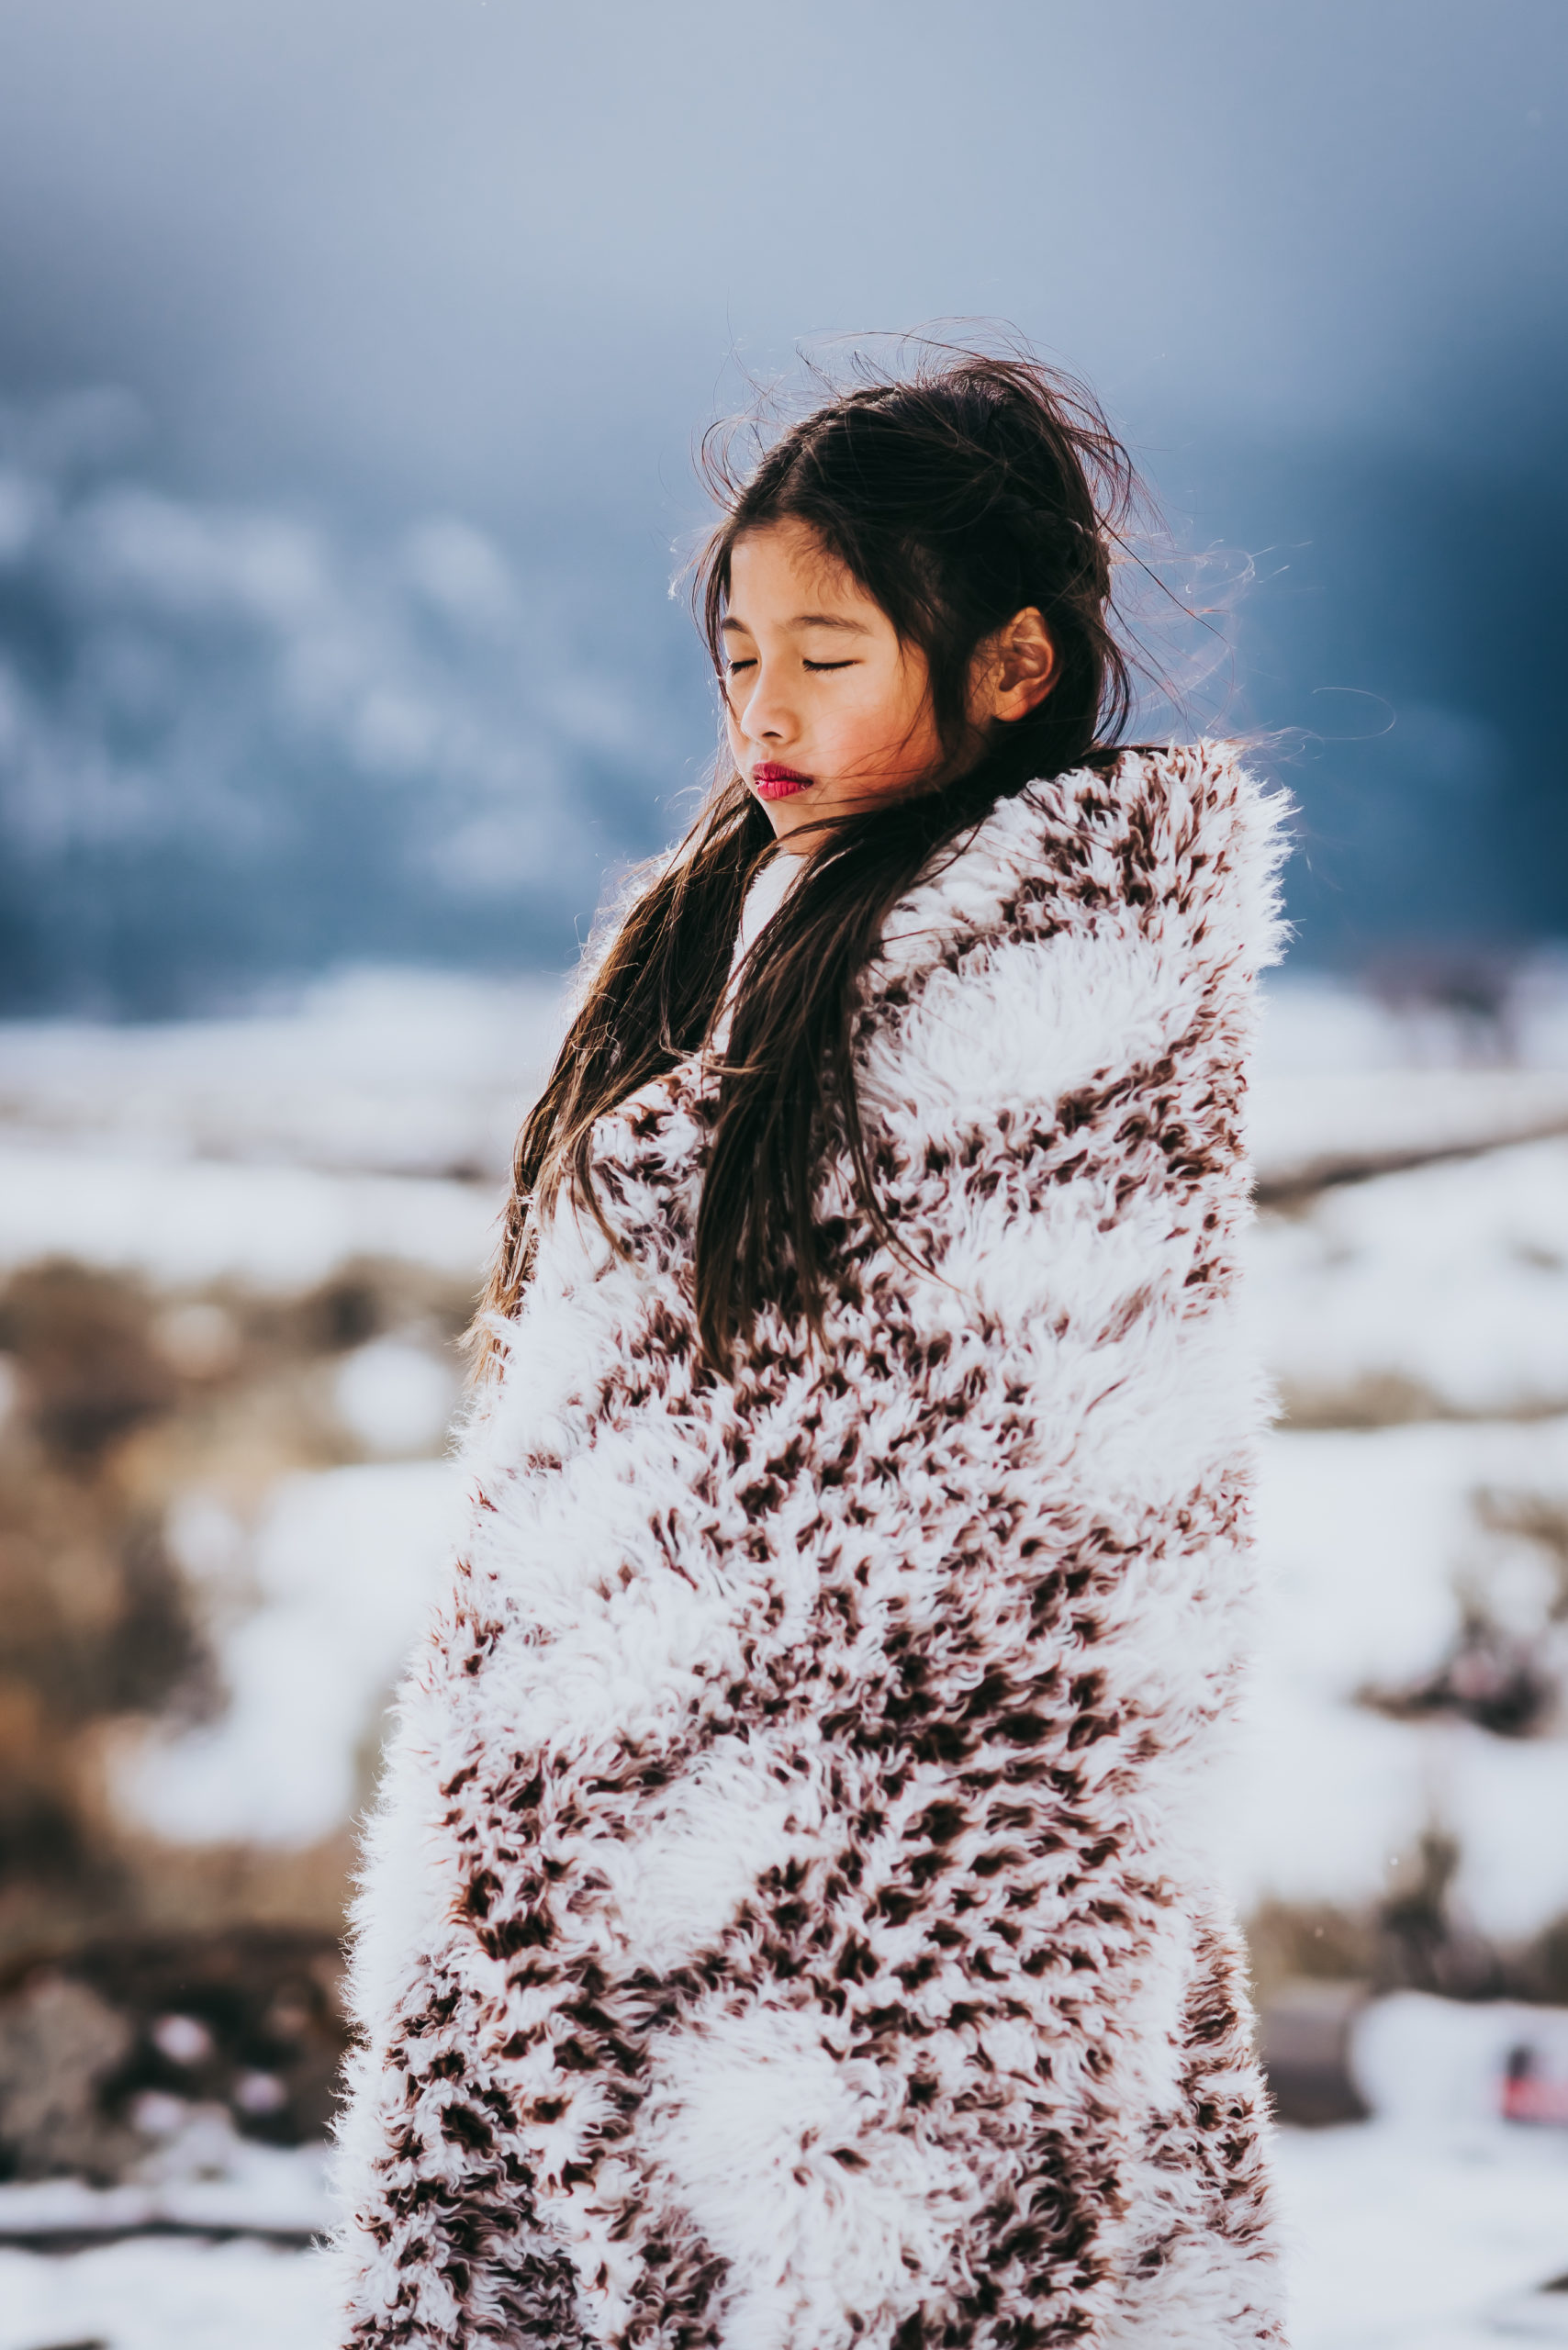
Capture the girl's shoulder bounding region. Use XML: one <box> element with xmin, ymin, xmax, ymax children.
<box><xmin>852</xmin><ymin>740</ymin><xmax>1286</xmax><ymax>1169</ymax></box>
<box><xmin>865</xmin><ymin>738</ymin><xmax>1288</xmax><ymax>1013</ymax></box>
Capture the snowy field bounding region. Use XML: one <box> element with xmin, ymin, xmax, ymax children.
<box><xmin>2</xmin><ymin>960</ymin><xmax>1568</xmax><ymax>2345</ymax></box>
<box><xmin>1</xmin><ymin>2107</ymin><xmax>1566</xmax><ymax>2350</ymax></box>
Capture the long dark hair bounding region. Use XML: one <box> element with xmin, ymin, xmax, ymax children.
<box><xmin>479</xmin><ymin>345</ymin><xmax>1144</xmax><ymax>1373</ymax></box>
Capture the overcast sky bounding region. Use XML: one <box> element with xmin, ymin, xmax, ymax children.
<box><xmin>0</xmin><ymin>0</ymin><xmax>1562</xmax><ymax>1002</ymax></box>
<box><xmin>0</xmin><ymin>0</ymin><xmax>1561</xmax><ymax>515</ymax></box>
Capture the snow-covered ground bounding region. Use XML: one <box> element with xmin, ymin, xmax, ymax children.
<box><xmin>1</xmin><ymin>2110</ymin><xmax>1565</xmax><ymax>2350</ymax></box>
<box><xmin>0</xmin><ymin>967</ymin><xmax>566</xmax><ymax>1181</ymax></box>
<box><xmin>23</xmin><ymin>961</ymin><xmax>1559</xmax><ymax>1930</ymax></box>
<box><xmin>1247</xmin><ymin>1137</ymin><xmax>1568</xmax><ymax>1420</ymax></box>
<box><xmin>0</xmin><ymin>1142</ymin><xmax>498</xmax><ymax>1289</ymax></box>
<box><xmin>4</xmin><ymin>958</ymin><xmax>1568</xmax><ymax>2345</ymax></box>
<box><xmin>1230</xmin><ymin>1417</ymin><xmax>1568</xmax><ymax>1942</ymax></box>
<box><xmin>120</xmin><ymin>1459</ymin><xmax>466</xmax><ymax>1847</ymax></box>
<box><xmin>0</xmin><ymin>2237</ymin><xmax>335</xmax><ymax>2350</ymax></box>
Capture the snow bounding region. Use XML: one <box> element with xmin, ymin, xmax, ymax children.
<box><xmin>0</xmin><ymin>2236</ymin><xmax>337</xmax><ymax>2350</ymax></box>
<box><xmin>6</xmin><ymin>964</ymin><xmax>1568</xmax><ymax>2342</ymax></box>
<box><xmin>1226</xmin><ymin>1419</ymin><xmax>1568</xmax><ymax>1937</ymax></box>
<box><xmin>1245</xmin><ymin>1138</ymin><xmax>1568</xmax><ymax>1419</ymax></box>
<box><xmin>0</xmin><ymin>970</ymin><xmax>554</xmax><ymax>1291</ymax></box>
<box><xmin>0</xmin><ymin>2121</ymin><xmax>330</xmax><ymax>2239</ymax></box>
<box><xmin>0</xmin><ymin>962</ymin><xmax>1553</xmax><ymax>1921</ymax></box>
<box><xmin>0</xmin><ymin>967</ymin><xmax>565</xmax><ymax>1181</ymax></box>
<box><xmin>151</xmin><ymin>2015</ymin><xmax>214</xmax><ymax>2067</ymax></box>
<box><xmin>1352</xmin><ymin>1995</ymin><xmax>1568</xmax><ymax>2132</ymax></box>
<box><xmin>1250</xmin><ymin>1066</ymin><xmax>1568</xmax><ymax>1192</ymax></box>
<box><xmin>1</xmin><ymin>964</ymin><xmax>1564</xmax><ymax>1199</ymax></box>
<box><xmin>0</xmin><ymin>1145</ymin><xmax>497</xmax><ymax>1289</ymax></box>
<box><xmin>1</xmin><ymin>2115</ymin><xmax>1565</xmax><ymax>2349</ymax></box>
<box><xmin>1255</xmin><ymin>966</ymin><xmax>1568</xmax><ymax>1081</ymax></box>
<box><xmin>1274</xmin><ymin>2121</ymin><xmax>1568</xmax><ymax>2348</ymax></box>
<box><xmin>0</xmin><ymin>2123</ymin><xmax>337</xmax><ymax>2350</ymax></box>
<box><xmin>1</xmin><ymin>964</ymin><xmax>1564</xmax><ymax>1315</ymax></box>
<box><xmin>331</xmin><ymin>1337</ymin><xmax>459</xmax><ymax>1455</ymax></box>
<box><xmin>116</xmin><ymin>1460</ymin><xmax>465</xmax><ymax>1846</ymax></box>
<box><xmin>14</xmin><ymin>2011</ymin><xmax>1568</xmax><ymax>2348</ymax></box>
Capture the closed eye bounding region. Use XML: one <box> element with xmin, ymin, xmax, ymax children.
<box><xmin>723</xmin><ymin>655</ymin><xmax>857</xmax><ymax>678</ymax></box>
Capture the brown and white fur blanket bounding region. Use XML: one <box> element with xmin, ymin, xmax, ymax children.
<box><xmin>332</xmin><ymin>742</ymin><xmax>1290</xmax><ymax>2348</ymax></box>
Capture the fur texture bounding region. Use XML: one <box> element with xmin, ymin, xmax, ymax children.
<box><xmin>331</xmin><ymin>743</ymin><xmax>1290</xmax><ymax>2348</ymax></box>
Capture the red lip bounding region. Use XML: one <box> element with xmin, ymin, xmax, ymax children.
<box><xmin>752</xmin><ymin>763</ymin><xmax>812</xmax><ymax>800</ymax></box>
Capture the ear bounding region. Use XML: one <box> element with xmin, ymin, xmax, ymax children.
<box><xmin>971</xmin><ymin>607</ymin><xmax>1058</xmax><ymax>724</ymax></box>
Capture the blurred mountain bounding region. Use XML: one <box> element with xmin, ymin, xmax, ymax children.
<box><xmin>1</xmin><ymin>352</ymin><xmax>1565</xmax><ymax>1013</ymax></box>
<box><xmin>0</xmin><ymin>392</ymin><xmax>708</xmax><ymax>1014</ymax></box>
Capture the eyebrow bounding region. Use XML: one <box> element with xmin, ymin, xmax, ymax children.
<box><xmin>721</xmin><ymin>611</ymin><xmax>874</xmax><ymax>636</ymax></box>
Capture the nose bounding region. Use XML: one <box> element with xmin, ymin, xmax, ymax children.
<box><xmin>735</xmin><ymin>659</ymin><xmax>796</xmax><ymax>746</ymax></box>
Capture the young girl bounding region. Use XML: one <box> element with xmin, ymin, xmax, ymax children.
<box><xmin>333</xmin><ymin>350</ymin><xmax>1287</xmax><ymax>2347</ymax></box>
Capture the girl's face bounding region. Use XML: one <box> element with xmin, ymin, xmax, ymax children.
<box><xmin>722</xmin><ymin>520</ymin><xmax>946</xmax><ymax>850</ymax></box>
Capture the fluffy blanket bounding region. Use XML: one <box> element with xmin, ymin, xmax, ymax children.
<box><xmin>332</xmin><ymin>742</ymin><xmax>1290</xmax><ymax>2348</ymax></box>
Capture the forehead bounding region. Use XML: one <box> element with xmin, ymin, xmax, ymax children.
<box><xmin>724</xmin><ymin>520</ymin><xmax>886</xmax><ymax>631</ymax></box>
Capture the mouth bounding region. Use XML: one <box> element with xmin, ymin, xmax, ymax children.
<box><xmin>751</xmin><ymin>762</ymin><xmax>812</xmax><ymax>801</ymax></box>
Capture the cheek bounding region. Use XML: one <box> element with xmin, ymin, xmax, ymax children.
<box><xmin>830</xmin><ymin>687</ymin><xmax>939</xmax><ymax>779</ymax></box>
